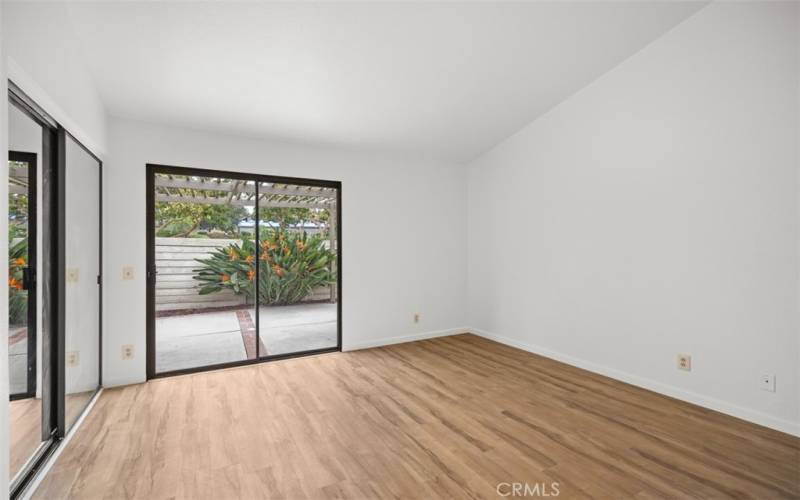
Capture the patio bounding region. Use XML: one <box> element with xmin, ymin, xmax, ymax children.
<box><xmin>155</xmin><ymin>302</ymin><xmax>337</xmax><ymax>373</ymax></box>
<box><xmin>8</xmin><ymin>326</ymin><xmax>28</xmax><ymax>395</ymax></box>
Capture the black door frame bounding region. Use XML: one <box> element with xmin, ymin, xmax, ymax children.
<box><xmin>146</xmin><ymin>163</ymin><xmax>342</xmax><ymax>379</ymax></box>
<box><xmin>8</xmin><ymin>151</ymin><xmax>38</xmax><ymax>401</ymax></box>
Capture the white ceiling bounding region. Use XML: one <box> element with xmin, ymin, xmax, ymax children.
<box><xmin>63</xmin><ymin>2</ymin><xmax>705</xmax><ymax>162</ymax></box>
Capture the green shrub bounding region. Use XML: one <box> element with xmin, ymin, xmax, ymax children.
<box><xmin>193</xmin><ymin>229</ymin><xmax>335</xmax><ymax>305</ymax></box>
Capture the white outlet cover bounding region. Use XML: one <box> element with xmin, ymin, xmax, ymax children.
<box><xmin>761</xmin><ymin>374</ymin><xmax>776</xmax><ymax>392</ymax></box>
<box><xmin>66</xmin><ymin>268</ymin><xmax>79</xmax><ymax>283</ymax></box>
<box><xmin>66</xmin><ymin>351</ymin><xmax>80</xmax><ymax>367</ymax></box>
<box><xmin>122</xmin><ymin>345</ymin><xmax>135</xmax><ymax>359</ymax></box>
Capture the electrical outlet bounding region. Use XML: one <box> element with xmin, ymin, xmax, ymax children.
<box><xmin>677</xmin><ymin>354</ymin><xmax>691</xmax><ymax>371</ymax></box>
<box><xmin>122</xmin><ymin>266</ymin><xmax>135</xmax><ymax>280</ymax></box>
<box><xmin>761</xmin><ymin>374</ymin><xmax>776</xmax><ymax>392</ymax></box>
<box><xmin>414</xmin><ymin>313</ymin><xmax>420</xmax><ymax>323</ymax></box>
<box><xmin>66</xmin><ymin>268</ymin><xmax>79</xmax><ymax>283</ymax></box>
<box><xmin>66</xmin><ymin>351</ymin><xmax>79</xmax><ymax>367</ymax></box>
<box><xmin>122</xmin><ymin>345</ymin><xmax>134</xmax><ymax>360</ymax></box>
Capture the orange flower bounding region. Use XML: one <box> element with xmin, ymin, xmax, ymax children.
<box><xmin>8</xmin><ymin>278</ymin><xmax>22</xmax><ymax>290</ymax></box>
<box><xmin>221</xmin><ymin>274</ymin><xmax>230</xmax><ymax>282</ymax></box>
<box><xmin>296</xmin><ymin>241</ymin><xmax>305</xmax><ymax>251</ymax></box>
<box><xmin>244</xmin><ymin>255</ymin><xmax>254</xmax><ymax>264</ymax></box>
<box><xmin>247</xmin><ymin>270</ymin><xmax>255</xmax><ymax>281</ymax></box>
<box><xmin>260</xmin><ymin>251</ymin><xmax>270</xmax><ymax>262</ymax></box>
<box><xmin>283</xmin><ymin>246</ymin><xmax>290</xmax><ymax>255</ymax></box>
<box><xmin>13</xmin><ymin>257</ymin><xmax>26</xmax><ymax>266</ymax></box>
<box><xmin>227</xmin><ymin>248</ymin><xmax>239</xmax><ymax>261</ymax></box>
<box><xmin>272</xmin><ymin>264</ymin><xmax>284</xmax><ymax>277</ymax></box>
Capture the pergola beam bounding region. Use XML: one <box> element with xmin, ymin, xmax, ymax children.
<box><xmin>8</xmin><ymin>184</ymin><xmax>27</xmax><ymax>195</ymax></box>
<box><xmin>9</xmin><ymin>166</ymin><xmax>28</xmax><ymax>179</ymax></box>
<box><xmin>155</xmin><ymin>177</ymin><xmax>335</xmax><ymax>199</ymax></box>
<box><xmin>155</xmin><ymin>193</ymin><xmax>332</xmax><ymax>210</ymax></box>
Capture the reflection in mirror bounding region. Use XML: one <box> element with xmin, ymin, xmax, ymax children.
<box><xmin>63</xmin><ymin>134</ymin><xmax>101</xmax><ymax>431</ymax></box>
<box><xmin>8</xmin><ymin>100</ymin><xmax>45</xmax><ymax>481</ymax></box>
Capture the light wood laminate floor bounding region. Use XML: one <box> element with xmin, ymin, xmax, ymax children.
<box><xmin>10</xmin><ymin>397</ymin><xmax>42</xmax><ymax>480</ymax></box>
<box><xmin>10</xmin><ymin>391</ymin><xmax>96</xmax><ymax>481</ymax></box>
<box><xmin>33</xmin><ymin>334</ymin><xmax>799</xmax><ymax>499</ymax></box>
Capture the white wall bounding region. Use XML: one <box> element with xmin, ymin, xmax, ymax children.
<box><xmin>103</xmin><ymin>118</ymin><xmax>467</xmax><ymax>386</ymax></box>
<box><xmin>467</xmin><ymin>2</ymin><xmax>800</xmax><ymax>436</ymax></box>
<box><xmin>2</xmin><ymin>1</ymin><xmax>107</xmax><ymax>156</ymax></box>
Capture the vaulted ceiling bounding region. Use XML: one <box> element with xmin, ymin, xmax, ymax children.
<box><xmin>61</xmin><ymin>1</ymin><xmax>705</xmax><ymax>162</ymax></box>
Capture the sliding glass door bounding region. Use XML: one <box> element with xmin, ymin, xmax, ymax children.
<box><xmin>147</xmin><ymin>166</ymin><xmax>341</xmax><ymax>378</ymax></box>
<box><xmin>256</xmin><ymin>180</ymin><xmax>338</xmax><ymax>358</ymax></box>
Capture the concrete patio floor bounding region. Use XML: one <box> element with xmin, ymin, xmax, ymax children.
<box><xmin>9</xmin><ymin>326</ymin><xmax>28</xmax><ymax>395</ymax></box>
<box><xmin>155</xmin><ymin>302</ymin><xmax>337</xmax><ymax>373</ymax></box>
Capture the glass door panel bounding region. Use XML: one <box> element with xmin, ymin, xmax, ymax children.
<box><xmin>63</xmin><ymin>133</ymin><xmax>101</xmax><ymax>431</ymax></box>
<box><xmin>256</xmin><ymin>181</ymin><xmax>338</xmax><ymax>358</ymax></box>
<box><xmin>152</xmin><ymin>173</ymin><xmax>254</xmax><ymax>374</ymax></box>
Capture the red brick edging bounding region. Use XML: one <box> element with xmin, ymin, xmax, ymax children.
<box><xmin>235</xmin><ymin>310</ymin><xmax>268</xmax><ymax>359</ymax></box>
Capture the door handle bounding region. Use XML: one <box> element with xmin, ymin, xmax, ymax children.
<box><xmin>21</xmin><ymin>267</ymin><xmax>35</xmax><ymax>290</ymax></box>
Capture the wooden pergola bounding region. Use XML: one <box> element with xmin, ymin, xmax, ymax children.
<box><xmin>154</xmin><ymin>175</ymin><xmax>337</xmax><ymax>210</ymax></box>
<box><xmin>154</xmin><ymin>173</ymin><xmax>338</xmax><ymax>300</ymax></box>
<box><xmin>8</xmin><ymin>163</ymin><xmax>29</xmax><ymax>196</ymax></box>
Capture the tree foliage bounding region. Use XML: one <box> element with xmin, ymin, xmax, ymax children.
<box><xmin>155</xmin><ymin>202</ymin><xmax>247</xmax><ymax>238</ymax></box>
<box><xmin>257</xmin><ymin>207</ymin><xmax>330</xmax><ymax>230</ymax></box>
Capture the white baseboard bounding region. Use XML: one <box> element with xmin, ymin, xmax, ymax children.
<box><xmin>343</xmin><ymin>327</ymin><xmax>467</xmax><ymax>351</ymax></box>
<box><xmin>102</xmin><ymin>375</ymin><xmax>146</xmax><ymax>389</ymax></box>
<box><xmin>469</xmin><ymin>328</ymin><xmax>800</xmax><ymax>438</ymax></box>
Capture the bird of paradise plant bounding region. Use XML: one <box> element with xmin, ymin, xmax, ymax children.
<box><xmin>193</xmin><ymin>229</ymin><xmax>335</xmax><ymax>305</ymax></box>
<box><xmin>8</xmin><ymin>239</ymin><xmax>28</xmax><ymax>325</ymax></box>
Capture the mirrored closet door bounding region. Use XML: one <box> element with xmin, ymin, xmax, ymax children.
<box><xmin>62</xmin><ymin>132</ymin><xmax>102</xmax><ymax>432</ymax></box>
<box><xmin>7</xmin><ymin>96</ymin><xmax>51</xmax><ymax>482</ymax></box>
<box><xmin>7</xmin><ymin>84</ymin><xmax>103</xmax><ymax>499</ymax></box>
